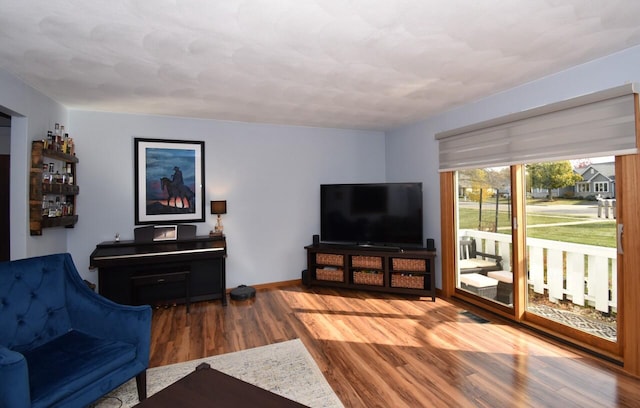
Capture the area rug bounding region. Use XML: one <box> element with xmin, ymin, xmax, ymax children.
<box><xmin>92</xmin><ymin>339</ymin><xmax>343</xmax><ymax>408</ymax></box>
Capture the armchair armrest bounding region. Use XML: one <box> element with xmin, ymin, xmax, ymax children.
<box><xmin>0</xmin><ymin>346</ymin><xmax>31</xmax><ymax>408</ymax></box>
<box><xmin>62</xmin><ymin>255</ymin><xmax>152</xmax><ymax>367</ymax></box>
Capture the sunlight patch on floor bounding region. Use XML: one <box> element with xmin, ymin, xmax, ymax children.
<box><xmin>280</xmin><ymin>289</ymin><xmax>571</xmax><ymax>357</ymax></box>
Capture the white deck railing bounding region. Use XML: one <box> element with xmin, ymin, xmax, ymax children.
<box><xmin>459</xmin><ymin>229</ymin><xmax>617</xmax><ymax>313</ymax></box>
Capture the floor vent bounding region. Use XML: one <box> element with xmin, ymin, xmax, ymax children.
<box><xmin>460</xmin><ymin>310</ymin><xmax>490</xmax><ymax>324</ymax></box>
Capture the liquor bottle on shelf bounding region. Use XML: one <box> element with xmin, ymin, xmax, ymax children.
<box><xmin>66</xmin><ymin>163</ymin><xmax>73</xmax><ymax>184</ymax></box>
<box><xmin>48</xmin><ymin>200</ymin><xmax>56</xmax><ymax>218</ymax></box>
<box><xmin>53</xmin><ymin>123</ymin><xmax>61</xmax><ymax>151</ymax></box>
<box><xmin>63</xmin><ymin>133</ymin><xmax>69</xmax><ymax>154</ymax></box>
<box><xmin>53</xmin><ymin>171</ymin><xmax>62</xmax><ymax>184</ymax></box>
<box><xmin>55</xmin><ymin>197</ymin><xmax>61</xmax><ymax>217</ymax></box>
<box><xmin>42</xmin><ymin>195</ymin><xmax>48</xmax><ymax>217</ymax></box>
<box><xmin>42</xmin><ymin>163</ymin><xmax>50</xmax><ymax>183</ymax></box>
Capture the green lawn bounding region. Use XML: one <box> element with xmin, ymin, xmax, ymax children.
<box><xmin>526</xmin><ymin>222</ymin><xmax>616</xmax><ymax>247</ymax></box>
<box><xmin>526</xmin><ymin>198</ymin><xmax>591</xmax><ymax>206</ymax></box>
<box><xmin>458</xmin><ymin>208</ymin><xmax>616</xmax><ymax>248</ymax></box>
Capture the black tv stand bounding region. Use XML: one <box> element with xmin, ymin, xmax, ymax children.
<box><xmin>305</xmin><ymin>243</ymin><xmax>436</xmax><ymax>301</ymax></box>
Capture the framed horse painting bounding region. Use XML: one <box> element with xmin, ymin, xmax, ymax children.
<box><xmin>134</xmin><ymin>138</ymin><xmax>205</xmax><ymax>224</ymax></box>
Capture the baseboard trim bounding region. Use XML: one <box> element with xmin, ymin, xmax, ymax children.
<box><xmin>227</xmin><ymin>280</ymin><xmax>443</xmax><ymax>302</ymax></box>
<box><xmin>225</xmin><ymin>279</ymin><xmax>301</xmax><ymax>293</ymax></box>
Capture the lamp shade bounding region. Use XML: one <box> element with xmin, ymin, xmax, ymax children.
<box><xmin>210</xmin><ymin>200</ymin><xmax>227</xmax><ymax>215</ymax></box>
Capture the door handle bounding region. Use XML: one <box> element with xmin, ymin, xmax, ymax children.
<box><xmin>617</xmin><ymin>224</ymin><xmax>624</xmax><ymax>255</ymax></box>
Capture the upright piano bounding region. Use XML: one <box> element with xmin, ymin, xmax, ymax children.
<box><xmin>90</xmin><ymin>235</ymin><xmax>227</xmax><ymax>307</ymax></box>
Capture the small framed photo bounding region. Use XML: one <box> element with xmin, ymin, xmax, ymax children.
<box><xmin>134</xmin><ymin>138</ymin><xmax>205</xmax><ymax>225</ymax></box>
<box><xmin>153</xmin><ymin>225</ymin><xmax>177</xmax><ymax>241</ymax></box>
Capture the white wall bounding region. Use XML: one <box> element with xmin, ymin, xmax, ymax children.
<box><xmin>68</xmin><ymin>111</ymin><xmax>386</xmax><ymax>287</ymax></box>
<box><xmin>385</xmin><ymin>121</ymin><xmax>442</xmax><ymax>284</ymax></box>
<box><xmin>0</xmin><ymin>68</ymin><xmax>68</xmax><ymax>260</ymax></box>
<box><xmin>385</xmin><ymin>44</ymin><xmax>640</xmax><ymax>289</ymax></box>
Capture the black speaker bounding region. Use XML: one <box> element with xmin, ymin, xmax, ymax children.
<box><xmin>134</xmin><ymin>226</ymin><xmax>154</xmax><ymax>242</ymax></box>
<box><xmin>426</xmin><ymin>238</ymin><xmax>436</xmax><ymax>251</ymax></box>
<box><xmin>302</xmin><ymin>269</ymin><xmax>311</xmax><ymax>286</ymax></box>
<box><xmin>312</xmin><ymin>234</ymin><xmax>320</xmax><ymax>246</ymax></box>
<box><xmin>177</xmin><ymin>224</ymin><xmax>196</xmax><ymax>240</ymax></box>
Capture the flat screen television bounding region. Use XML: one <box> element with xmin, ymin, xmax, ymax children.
<box><xmin>320</xmin><ymin>182</ymin><xmax>423</xmax><ymax>247</ymax></box>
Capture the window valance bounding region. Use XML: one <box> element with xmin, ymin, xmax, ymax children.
<box><xmin>436</xmin><ymin>84</ymin><xmax>639</xmax><ymax>171</ymax></box>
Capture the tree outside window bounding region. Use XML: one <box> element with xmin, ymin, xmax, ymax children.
<box><xmin>528</xmin><ymin>161</ymin><xmax>583</xmax><ymax>200</ymax></box>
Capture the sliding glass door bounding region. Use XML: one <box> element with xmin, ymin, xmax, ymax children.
<box><xmin>451</xmin><ymin>157</ymin><xmax>619</xmax><ymax>351</ymax></box>
<box><xmin>524</xmin><ymin>157</ymin><xmax>617</xmax><ymax>344</ymax></box>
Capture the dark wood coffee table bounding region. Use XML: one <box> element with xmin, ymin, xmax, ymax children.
<box><xmin>133</xmin><ymin>363</ymin><xmax>308</xmax><ymax>407</ymax></box>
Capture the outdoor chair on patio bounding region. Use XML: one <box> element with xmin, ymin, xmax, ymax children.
<box><xmin>459</xmin><ymin>236</ymin><xmax>503</xmax><ymax>274</ymax></box>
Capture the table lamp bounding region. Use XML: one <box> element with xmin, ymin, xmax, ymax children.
<box><xmin>210</xmin><ymin>200</ymin><xmax>227</xmax><ymax>234</ymax></box>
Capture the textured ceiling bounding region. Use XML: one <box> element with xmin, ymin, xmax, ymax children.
<box><xmin>1</xmin><ymin>1</ymin><xmax>640</xmax><ymax>131</ymax></box>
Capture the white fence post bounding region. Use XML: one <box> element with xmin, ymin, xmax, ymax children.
<box><xmin>611</xmin><ymin>257</ymin><xmax>618</xmax><ymax>311</ymax></box>
<box><xmin>498</xmin><ymin>240</ymin><xmax>511</xmax><ymax>270</ymax></box>
<box><xmin>589</xmin><ymin>255</ymin><xmax>610</xmax><ymax>313</ymax></box>
<box><xmin>566</xmin><ymin>252</ymin><xmax>585</xmax><ymax>306</ymax></box>
<box><xmin>529</xmin><ymin>246</ymin><xmax>545</xmax><ymax>295</ymax></box>
<box><xmin>547</xmin><ymin>249</ymin><xmax>564</xmax><ymax>302</ymax></box>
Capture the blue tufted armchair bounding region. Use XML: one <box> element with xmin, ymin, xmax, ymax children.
<box><xmin>0</xmin><ymin>253</ymin><xmax>152</xmax><ymax>407</ymax></box>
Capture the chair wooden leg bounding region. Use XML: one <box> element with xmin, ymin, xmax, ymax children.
<box><xmin>136</xmin><ymin>370</ymin><xmax>147</xmax><ymax>401</ymax></box>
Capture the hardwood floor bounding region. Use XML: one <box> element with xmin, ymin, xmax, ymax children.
<box><xmin>149</xmin><ymin>285</ymin><xmax>640</xmax><ymax>407</ymax></box>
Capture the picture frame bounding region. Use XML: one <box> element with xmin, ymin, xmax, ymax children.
<box><xmin>134</xmin><ymin>138</ymin><xmax>205</xmax><ymax>225</ymax></box>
